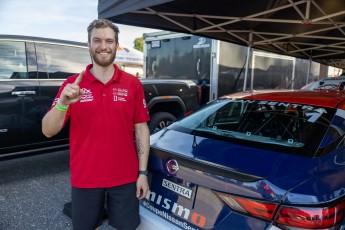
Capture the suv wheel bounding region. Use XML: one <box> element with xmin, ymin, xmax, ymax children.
<box><xmin>149</xmin><ymin>112</ymin><xmax>176</xmax><ymax>134</ymax></box>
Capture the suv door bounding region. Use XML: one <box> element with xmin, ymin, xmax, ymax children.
<box><xmin>36</xmin><ymin>42</ymin><xmax>91</xmax><ymax>145</ymax></box>
<box><xmin>0</xmin><ymin>40</ymin><xmax>41</xmax><ymax>154</ymax></box>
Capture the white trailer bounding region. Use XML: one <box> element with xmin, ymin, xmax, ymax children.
<box><xmin>143</xmin><ymin>31</ymin><xmax>328</xmax><ymax>103</ymax></box>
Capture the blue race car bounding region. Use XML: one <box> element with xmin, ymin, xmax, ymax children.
<box><xmin>140</xmin><ymin>81</ymin><xmax>345</xmax><ymax>230</ymax></box>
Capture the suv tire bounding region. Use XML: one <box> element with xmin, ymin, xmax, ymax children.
<box><xmin>149</xmin><ymin>112</ymin><xmax>176</xmax><ymax>134</ymax></box>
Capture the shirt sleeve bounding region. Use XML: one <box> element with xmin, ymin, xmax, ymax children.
<box><xmin>133</xmin><ymin>80</ymin><xmax>150</xmax><ymax>124</ymax></box>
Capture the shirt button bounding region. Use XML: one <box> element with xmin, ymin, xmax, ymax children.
<box><xmin>103</xmin><ymin>94</ymin><xmax>106</xmax><ymax>96</ymax></box>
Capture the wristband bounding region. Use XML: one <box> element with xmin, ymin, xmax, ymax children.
<box><xmin>55</xmin><ymin>98</ymin><xmax>69</xmax><ymax>112</ymax></box>
<box><xmin>139</xmin><ymin>170</ymin><xmax>148</xmax><ymax>176</ymax></box>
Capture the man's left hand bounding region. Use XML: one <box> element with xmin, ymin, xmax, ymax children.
<box><xmin>136</xmin><ymin>175</ymin><xmax>149</xmax><ymax>199</ymax></box>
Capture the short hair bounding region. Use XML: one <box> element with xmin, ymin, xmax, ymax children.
<box><xmin>87</xmin><ymin>19</ymin><xmax>119</xmax><ymax>44</ymax></box>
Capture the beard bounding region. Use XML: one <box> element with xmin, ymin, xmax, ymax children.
<box><xmin>90</xmin><ymin>49</ymin><xmax>116</xmax><ymax>67</ymax></box>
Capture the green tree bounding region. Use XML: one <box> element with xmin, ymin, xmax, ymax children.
<box><xmin>134</xmin><ymin>37</ymin><xmax>143</xmax><ymax>52</ymax></box>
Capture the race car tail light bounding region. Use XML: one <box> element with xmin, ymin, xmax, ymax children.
<box><xmin>216</xmin><ymin>192</ymin><xmax>345</xmax><ymax>229</ymax></box>
<box><xmin>215</xmin><ymin>192</ymin><xmax>278</xmax><ymax>220</ymax></box>
<box><xmin>274</xmin><ymin>202</ymin><xmax>345</xmax><ymax>229</ymax></box>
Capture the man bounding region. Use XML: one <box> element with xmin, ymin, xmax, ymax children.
<box><xmin>42</xmin><ymin>19</ymin><xmax>150</xmax><ymax>230</ymax></box>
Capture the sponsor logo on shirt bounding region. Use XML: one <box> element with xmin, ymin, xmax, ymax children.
<box><xmin>113</xmin><ymin>87</ymin><xmax>128</xmax><ymax>102</ymax></box>
<box><xmin>143</xmin><ymin>99</ymin><xmax>147</xmax><ymax>108</ymax></box>
<box><xmin>53</xmin><ymin>98</ymin><xmax>58</xmax><ymax>106</ymax></box>
<box><xmin>80</xmin><ymin>88</ymin><xmax>94</xmax><ymax>102</ymax></box>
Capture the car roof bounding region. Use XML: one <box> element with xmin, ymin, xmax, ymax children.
<box><xmin>0</xmin><ymin>34</ymin><xmax>87</xmax><ymax>47</ymax></box>
<box><xmin>302</xmin><ymin>76</ymin><xmax>345</xmax><ymax>90</ymax></box>
<box><xmin>221</xmin><ymin>90</ymin><xmax>345</xmax><ymax>109</ymax></box>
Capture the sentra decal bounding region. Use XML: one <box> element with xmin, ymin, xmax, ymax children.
<box><xmin>231</xmin><ymin>99</ymin><xmax>327</xmax><ymax>122</ymax></box>
<box><xmin>146</xmin><ymin>190</ymin><xmax>207</xmax><ymax>228</ymax></box>
<box><xmin>162</xmin><ymin>179</ymin><xmax>192</xmax><ymax>199</ymax></box>
<box><xmin>231</xmin><ymin>99</ymin><xmax>317</xmax><ymax>110</ymax></box>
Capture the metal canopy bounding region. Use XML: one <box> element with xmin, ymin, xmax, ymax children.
<box><xmin>98</xmin><ymin>0</ymin><xmax>345</xmax><ymax>69</ymax></box>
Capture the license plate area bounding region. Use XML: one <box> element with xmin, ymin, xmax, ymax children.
<box><xmin>145</xmin><ymin>172</ymin><xmax>224</xmax><ymax>229</ymax></box>
<box><xmin>147</xmin><ymin>173</ymin><xmax>197</xmax><ymax>205</ymax></box>
<box><xmin>162</xmin><ymin>178</ymin><xmax>193</xmax><ymax>199</ymax></box>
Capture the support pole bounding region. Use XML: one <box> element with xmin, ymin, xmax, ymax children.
<box><xmin>243</xmin><ymin>32</ymin><xmax>253</xmax><ymax>91</ymax></box>
<box><xmin>306</xmin><ymin>58</ymin><xmax>311</xmax><ymax>85</ymax></box>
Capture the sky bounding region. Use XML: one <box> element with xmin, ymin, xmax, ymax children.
<box><xmin>0</xmin><ymin>0</ymin><xmax>160</xmax><ymax>47</ymax></box>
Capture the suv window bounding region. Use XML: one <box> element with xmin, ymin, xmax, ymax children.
<box><xmin>172</xmin><ymin>99</ymin><xmax>336</xmax><ymax>157</ymax></box>
<box><xmin>36</xmin><ymin>43</ymin><xmax>91</xmax><ymax>79</ymax></box>
<box><xmin>0</xmin><ymin>41</ymin><xmax>28</xmax><ymax>79</ymax></box>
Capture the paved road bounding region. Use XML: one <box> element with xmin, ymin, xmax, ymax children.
<box><xmin>0</xmin><ymin>150</ymin><xmax>154</xmax><ymax>230</ymax></box>
<box><xmin>0</xmin><ymin>150</ymin><xmax>73</xmax><ymax>230</ymax></box>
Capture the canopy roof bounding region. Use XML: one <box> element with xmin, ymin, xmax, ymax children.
<box><xmin>99</xmin><ymin>0</ymin><xmax>345</xmax><ymax>69</ymax></box>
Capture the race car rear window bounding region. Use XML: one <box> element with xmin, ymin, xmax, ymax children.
<box><xmin>172</xmin><ymin>99</ymin><xmax>336</xmax><ymax>157</ymax></box>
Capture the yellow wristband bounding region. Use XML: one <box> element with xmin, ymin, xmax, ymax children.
<box><xmin>55</xmin><ymin>103</ymin><xmax>68</xmax><ymax>112</ymax></box>
<box><xmin>55</xmin><ymin>99</ymin><xmax>69</xmax><ymax>112</ymax></box>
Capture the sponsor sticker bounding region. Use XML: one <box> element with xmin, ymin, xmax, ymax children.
<box><xmin>193</xmin><ymin>37</ymin><xmax>210</xmax><ymax>49</ymax></box>
<box><xmin>162</xmin><ymin>179</ymin><xmax>192</xmax><ymax>199</ymax></box>
<box><xmin>145</xmin><ymin>190</ymin><xmax>207</xmax><ymax>228</ymax></box>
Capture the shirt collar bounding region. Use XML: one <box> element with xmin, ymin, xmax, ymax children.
<box><xmin>83</xmin><ymin>64</ymin><xmax>122</xmax><ymax>85</ymax></box>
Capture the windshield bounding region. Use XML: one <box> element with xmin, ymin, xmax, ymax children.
<box><xmin>171</xmin><ymin>99</ymin><xmax>336</xmax><ymax>156</ymax></box>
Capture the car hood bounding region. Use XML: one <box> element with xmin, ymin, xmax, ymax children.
<box><xmin>150</xmin><ymin>128</ymin><xmax>318</xmax><ymax>197</ymax></box>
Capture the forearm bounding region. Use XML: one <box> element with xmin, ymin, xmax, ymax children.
<box><xmin>42</xmin><ymin>71</ymin><xmax>84</xmax><ymax>138</ymax></box>
<box><xmin>42</xmin><ymin>107</ymin><xmax>68</xmax><ymax>138</ymax></box>
<box><xmin>134</xmin><ymin>122</ymin><xmax>150</xmax><ymax>171</ymax></box>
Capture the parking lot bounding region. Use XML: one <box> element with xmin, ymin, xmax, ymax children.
<box><xmin>0</xmin><ymin>150</ymin><xmax>73</xmax><ymax>229</ymax></box>
<box><xmin>0</xmin><ymin>150</ymin><xmax>150</xmax><ymax>230</ymax></box>
<box><xmin>0</xmin><ymin>149</ymin><xmax>163</xmax><ymax>230</ymax></box>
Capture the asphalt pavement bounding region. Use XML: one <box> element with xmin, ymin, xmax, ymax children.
<box><xmin>0</xmin><ymin>150</ymin><xmax>115</xmax><ymax>230</ymax></box>
<box><xmin>0</xmin><ymin>150</ymin><xmax>72</xmax><ymax>230</ymax></box>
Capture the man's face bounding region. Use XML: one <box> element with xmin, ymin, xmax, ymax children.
<box><xmin>89</xmin><ymin>27</ymin><xmax>118</xmax><ymax>67</ymax></box>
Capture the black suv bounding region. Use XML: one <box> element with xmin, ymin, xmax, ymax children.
<box><xmin>0</xmin><ymin>35</ymin><xmax>201</xmax><ymax>159</ymax></box>
<box><xmin>0</xmin><ymin>35</ymin><xmax>91</xmax><ymax>158</ymax></box>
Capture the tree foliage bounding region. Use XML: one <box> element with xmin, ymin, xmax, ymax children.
<box><xmin>134</xmin><ymin>37</ymin><xmax>143</xmax><ymax>52</ymax></box>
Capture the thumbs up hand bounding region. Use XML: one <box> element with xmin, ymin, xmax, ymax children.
<box><xmin>60</xmin><ymin>71</ymin><xmax>85</xmax><ymax>105</ymax></box>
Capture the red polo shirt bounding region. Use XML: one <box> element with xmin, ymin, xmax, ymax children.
<box><xmin>53</xmin><ymin>64</ymin><xmax>150</xmax><ymax>188</ymax></box>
